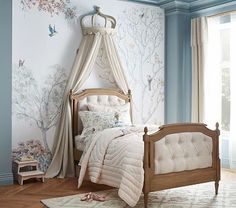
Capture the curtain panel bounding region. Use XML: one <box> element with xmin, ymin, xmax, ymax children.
<box><xmin>46</xmin><ymin>29</ymin><xmax>130</xmax><ymax>178</ymax></box>
<box><xmin>191</xmin><ymin>17</ymin><xmax>208</xmax><ymax>123</ymax></box>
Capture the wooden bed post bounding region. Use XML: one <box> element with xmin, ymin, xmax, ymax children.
<box><xmin>215</xmin><ymin>122</ymin><xmax>220</xmax><ymax>195</ymax></box>
<box><xmin>69</xmin><ymin>89</ymin><xmax>77</xmax><ymax>177</ymax></box>
<box><xmin>143</xmin><ymin>127</ymin><xmax>149</xmax><ymax>208</ymax></box>
<box><xmin>128</xmin><ymin>89</ymin><xmax>133</xmax><ymax>124</ymax></box>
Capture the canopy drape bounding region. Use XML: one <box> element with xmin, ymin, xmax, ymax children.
<box><xmin>46</xmin><ymin>28</ymin><xmax>129</xmax><ymax>178</ymax></box>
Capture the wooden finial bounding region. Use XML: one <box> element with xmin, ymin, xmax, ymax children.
<box><xmin>144</xmin><ymin>127</ymin><xmax>148</xmax><ymax>134</ymax></box>
<box><xmin>216</xmin><ymin>122</ymin><xmax>220</xmax><ymax>136</ymax></box>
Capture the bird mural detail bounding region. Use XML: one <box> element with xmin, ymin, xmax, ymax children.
<box><xmin>147</xmin><ymin>75</ymin><xmax>153</xmax><ymax>91</ymax></box>
<box><xmin>49</xmin><ymin>24</ymin><xmax>58</xmax><ymax>37</ymax></box>
<box><xmin>140</xmin><ymin>13</ymin><xmax>144</xmax><ymax>18</ymax></box>
<box><xmin>18</xmin><ymin>59</ymin><xmax>25</xmax><ymax>68</ymax></box>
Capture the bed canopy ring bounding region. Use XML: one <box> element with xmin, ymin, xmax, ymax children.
<box><xmin>80</xmin><ymin>6</ymin><xmax>117</xmax><ymax>30</ymax></box>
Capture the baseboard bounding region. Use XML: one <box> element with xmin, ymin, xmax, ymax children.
<box><xmin>0</xmin><ymin>172</ymin><xmax>13</xmax><ymax>185</ymax></box>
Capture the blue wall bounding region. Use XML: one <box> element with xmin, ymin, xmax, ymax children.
<box><xmin>165</xmin><ymin>12</ymin><xmax>191</xmax><ymax>123</ymax></box>
<box><xmin>0</xmin><ymin>0</ymin><xmax>13</xmax><ymax>185</ymax></box>
<box><xmin>162</xmin><ymin>0</ymin><xmax>236</xmax><ymax>123</ymax></box>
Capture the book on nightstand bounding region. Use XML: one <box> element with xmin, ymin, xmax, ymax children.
<box><xmin>15</xmin><ymin>155</ymin><xmax>35</xmax><ymax>162</ymax></box>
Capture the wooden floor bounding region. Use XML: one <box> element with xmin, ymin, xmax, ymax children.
<box><xmin>0</xmin><ymin>178</ymin><xmax>112</xmax><ymax>208</ymax></box>
<box><xmin>0</xmin><ymin>169</ymin><xmax>235</xmax><ymax>208</ymax></box>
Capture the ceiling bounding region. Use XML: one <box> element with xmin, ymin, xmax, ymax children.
<box><xmin>128</xmin><ymin>0</ymin><xmax>236</xmax><ymax>13</ymax></box>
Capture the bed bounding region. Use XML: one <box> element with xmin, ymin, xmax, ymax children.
<box><xmin>70</xmin><ymin>88</ymin><xmax>220</xmax><ymax>208</ymax></box>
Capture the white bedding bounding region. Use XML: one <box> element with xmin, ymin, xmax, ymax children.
<box><xmin>77</xmin><ymin>125</ymin><xmax>213</xmax><ymax>207</ymax></box>
<box><xmin>78</xmin><ymin>125</ymin><xmax>158</xmax><ymax>207</ymax></box>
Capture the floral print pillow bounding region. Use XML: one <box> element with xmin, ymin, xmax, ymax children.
<box><xmin>79</xmin><ymin>111</ymin><xmax>117</xmax><ymax>132</ymax></box>
<box><xmin>87</xmin><ymin>103</ymin><xmax>131</xmax><ymax>125</ymax></box>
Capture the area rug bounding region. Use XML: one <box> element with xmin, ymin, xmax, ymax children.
<box><xmin>41</xmin><ymin>182</ymin><xmax>236</xmax><ymax>208</ymax></box>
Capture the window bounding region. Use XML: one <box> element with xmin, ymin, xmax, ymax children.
<box><xmin>205</xmin><ymin>14</ymin><xmax>236</xmax><ymax>137</ymax></box>
<box><xmin>206</xmin><ymin>13</ymin><xmax>236</xmax><ymax>169</ymax></box>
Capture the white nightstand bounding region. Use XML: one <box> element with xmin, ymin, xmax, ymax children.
<box><xmin>14</xmin><ymin>160</ymin><xmax>45</xmax><ymax>185</ymax></box>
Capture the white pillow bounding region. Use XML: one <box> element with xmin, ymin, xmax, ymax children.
<box><xmin>87</xmin><ymin>103</ymin><xmax>131</xmax><ymax>125</ymax></box>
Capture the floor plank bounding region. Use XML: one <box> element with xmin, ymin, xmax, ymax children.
<box><xmin>0</xmin><ymin>178</ymin><xmax>112</xmax><ymax>208</ymax></box>
<box><xmin>0</xmin><ymin>169</ymin><xmax>235</xmax><ymax>208</ymax></box>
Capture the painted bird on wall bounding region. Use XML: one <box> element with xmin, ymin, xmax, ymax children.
<box><xmin>18</xmin><ymin>59</ymin><xmax>25</xmax><ymax>68</ymax></box>
<box><xmin>49</xmin><ymin>24</ymin><xmax>57</xmax><ymax>37</ymax></box>
<box><xmin>147</xmin><ymin>75</ymin><xmax>153</xmax><ymax>91</ymax></box>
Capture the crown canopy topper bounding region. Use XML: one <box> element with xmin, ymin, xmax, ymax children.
<box><xmin>80</xmin><ymin>6</ymin><xmax>116</xmax><ymax>29</ymax></box>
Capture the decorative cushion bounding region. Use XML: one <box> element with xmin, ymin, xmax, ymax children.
<box><xmin>79</xmin><ymin>111</ymin><xmax>117</xmax><ymax>133</ymax></box>
<box><xmin>77</xmin><ymin>94</ymin><xmax>128</xmax><ymax>133</ymax></box>
<box><xmin>87</xmin><ymin>103</ymin><xmax>131</xmax><ymax>125</ymax></box>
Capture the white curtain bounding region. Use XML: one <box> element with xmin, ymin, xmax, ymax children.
<box><xmin>191</xmin><ymin>17</ymin><xmax>208</xmax><ymax>123</ymax></box>
<box><xmin>205</xmin><ymin>14</ymin><xmax>236</xmax><ymax>169</ymax></box>
<box><xmin>46</xmin><ymin>29</ymin><xmax>130</xmax><ymax>178</ymax></box>
<box><xmin>204</xmin><ymin>17</ymin><xmax>222</xmax><ymax>129</ymax></box>
<box><xmin>229</xmin><ymin>15</ymin><xmax>236</xmax><ymax>169</ymax></box>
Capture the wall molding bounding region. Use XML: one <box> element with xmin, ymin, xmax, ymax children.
<box><xmin>160</xmin><ymin>1</ymin><xmax>190</xmax><ymax>14</ymax></box>
<box><xmin>190</xmin><ymin>0</ymin><xmax>236</xmax><ymax>12</ymax></box>
<box><xmin>0</xmin><ymin>172</ymin><xmax>13</xmax><ymax>185</ymax></box>
<box><xmin>128</xmin><ymin>0</ymin><xmax>236</xmax><ymax>14</ymax></box>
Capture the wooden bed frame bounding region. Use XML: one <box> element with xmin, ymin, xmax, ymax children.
<box><xmin>70</xmin><ymin>88</ymin><xmax>220</xmax><ymax>208</ymax></box>
<box><xmin>143</xmin><ymin>123</ymin><xmax>220</xmax><ymax>208</ymax></box>
<box><xmin>69</xmin><ymin>88</ymin><xmax>131</xmax><ymax>166</ymax></box>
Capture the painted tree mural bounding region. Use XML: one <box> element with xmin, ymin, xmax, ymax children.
<box><xmin>95</xmin><ymin>43</ymin><xmax>117</xmax><ymax>88</ymax></box>
<box><xmin>117</xmin><ymin>8</ymin><xmax>164</xmax><ymax>124</ymax></box>
<box><xmin>12</xmin><ymin>63</ymin><xmax>68</xmax><ymax>153</ymax></box>
<box><xmin>20</xmin><ymin>0</ymin><xmax>77</xmax><ymax>19</ymax></box>
<box><xmin>12</xmin><ymin>139</ymin><xmax>52</xmax><ymax>172</ymax></box>
<box><xmin>95</xmin><ymin>7</ymin><xmax>164</xmax><ymax>124</ymax></box>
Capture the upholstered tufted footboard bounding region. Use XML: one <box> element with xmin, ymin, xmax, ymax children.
<box><xmin>143</xmin><ymin>123</ymin><xmax>220</xmax><ymax>208</ymax></box>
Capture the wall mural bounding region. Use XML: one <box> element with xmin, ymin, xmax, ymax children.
<box><xmin>20</xmin><ymin>0</ymin><xmax>77</xmax><ymax>19</ymax></box>
<box><xmin>12</xmin><ymin>0</ymin><xmax>164</xmax><ymax>172</ymax></box>
<box><xmin>12</xmin><ymin>63</ymin><xmax>67</xmax><ymax>171</ymax></box>
<box><xmin>96</xmin><ymin>7</ymin><xmax>165</xmax><ymax>124</ymax></box>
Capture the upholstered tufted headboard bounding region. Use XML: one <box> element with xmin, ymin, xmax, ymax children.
<box><xmin>70</xmin><ymin>88</ymin><xmax>132</xmax><ymax>139</ymax></box>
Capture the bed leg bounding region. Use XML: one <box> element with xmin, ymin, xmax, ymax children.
<box><xmin>144</xmin><ymin>193</ymin><xmax>148</xmax><ymax>208</ymax></box>
<box><xmin>74</xmin><ymin>163</ymin><xmax>77</xmax><ymax>177</ymax></box>
<box><xmin>215</xmin><ymin>181</ymin><xmax>219</xmax><ymax>195</ymax></box>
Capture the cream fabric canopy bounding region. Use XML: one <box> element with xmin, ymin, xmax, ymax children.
<box><xmin>45</xmin><ymin>26</ymin><xmax>130</xmax><ymax>178</ymax></box>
